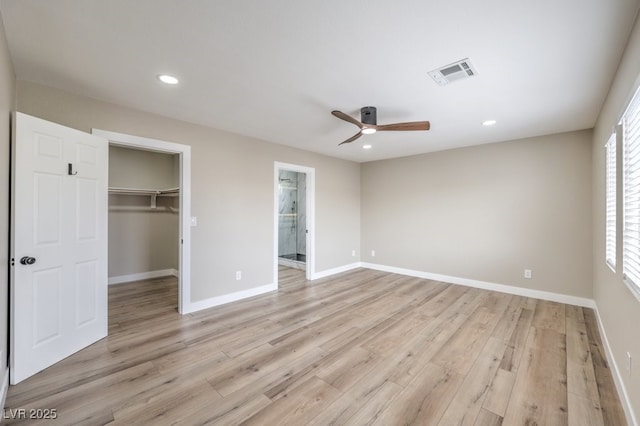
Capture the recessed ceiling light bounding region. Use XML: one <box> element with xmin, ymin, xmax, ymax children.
<box><xmin>482</xmin><ymin>119</ymin><xmax>497</xmax><ymax>126</ymax></box>
<box><xmin>363</xmin><ymin>144</ymin><xmax>372</xmax><ymax>149</ymax></box>
<box><xmin>157</xmin><ymin>74</ymin><xmax>179</xmax><ymax>85</ymax></box>
<box><xmin>361</xmin><ymin>128</ymin><xmax>376</xmax><ymax>135</ymax></box>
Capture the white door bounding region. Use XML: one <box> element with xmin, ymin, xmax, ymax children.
<box><xmin>11</xmin><ymin>113</ymin><xmax>108</xmax><ymax>384</ymax></box>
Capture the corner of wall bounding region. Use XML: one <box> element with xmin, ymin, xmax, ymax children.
<box><xmin>591</xmin><ymin>10</ymin><xmax>640</xmax><ymax>423</ymax></box>
<box><xmin>592</xmin><ymin>304</ymin><xmax>638</xmax><ymax>425</ymax></box>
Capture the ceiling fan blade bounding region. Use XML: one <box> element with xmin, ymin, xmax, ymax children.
<box><xmin>332</xmin><ymin>110</ymin><xmax>363</xmax><ymax>129</ymax></box>
<box><xmin>375</xmin><ymin>121</ymin><xmax>431</xmax><ymax>131</ymax></box>
<box><xmin>338</xmin><ymin>131</ymin><xmax>363</xmax><ymax>146</ymax></box>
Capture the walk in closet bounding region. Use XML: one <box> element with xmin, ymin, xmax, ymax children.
<box><xmin>108</xmin><ymin>146</ymin><xmax>180</xmax><ymax>285</ymax></box>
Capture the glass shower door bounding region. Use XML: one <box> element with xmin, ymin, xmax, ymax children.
<box><xmin>278</xmin><ymin>170</ymin><xmax>306</xmax><ymax>268</ymax></box>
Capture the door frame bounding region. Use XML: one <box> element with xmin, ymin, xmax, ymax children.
<box><xmin>274</xmin><ymin>162</ymin><xmax>315</xmax><ymax>284</ymax></box>
<box><xmin>92</xmin><ymin>129</ymin><xmax>191</xmax><ymax>314</ymax></box>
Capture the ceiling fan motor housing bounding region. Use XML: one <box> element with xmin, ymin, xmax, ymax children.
<box><xmin>361</xmin><ymin>106</ymin><xmax>377</xmax><ymax>125</ymax></box>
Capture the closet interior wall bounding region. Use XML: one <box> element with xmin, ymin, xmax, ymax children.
<box><xmin>108</xmin><ymin>146</ymin><xmax>179</xmax><ymax>282</ymax></box>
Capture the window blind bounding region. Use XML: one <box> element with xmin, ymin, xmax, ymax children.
<box><xmin>606</xmin><ymin>132</ymin><xmax>616</xmax><ymax>269</ymax></box>
<box><xmin>622</xmin><ymin>85</ymin><xmax>640</xmax><ymax>292</ymax></box>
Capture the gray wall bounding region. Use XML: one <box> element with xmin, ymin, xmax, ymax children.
<box><xmin>108</xmin><ymin>146</ymin><xmax>179</xmax><ymax>278</ymax></box>
<box><xmin>109</xmin><ymin>145</ymin><xmax>178</xmax><ymax>189</ymax></box>
<box><xmin>0</xmin><ymin>11</ymin><xmax>15</xmax><ymax>382</ymax></box>
<box><xmin>592</xmin><ymin>12</ymin><xmax>640</xmax><ymax>418</ymax></box>
<box><xmin>16</xmin><ymin>81</ymin><xmax>361</xmax><ymax>302</ymax></box>
<box><xmin>361</xmin><ymin>130</ymin><xmax>593</xmax><ymax>298</ymax></box>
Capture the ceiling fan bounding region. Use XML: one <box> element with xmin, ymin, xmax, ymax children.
<box><xmin>331</xmin><ymin>106</ymin><xmax>430</xmax><ymax>145</ymax></box>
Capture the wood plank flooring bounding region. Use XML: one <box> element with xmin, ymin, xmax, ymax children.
<box><xmin>4</xmin><ymin>267</ymin><xmax>627</xmax><ymax>425</ymax></box>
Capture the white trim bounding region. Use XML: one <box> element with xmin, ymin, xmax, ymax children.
<box><xmin>310</xmin><ymin>263</ymin><xmax>361</xmax><ymax>280</ymax></box>
<box><xmin>108</xmin><ymin>269</ymin><xmax>178</xmax><ymax>285</ymax></box>
<box><xmin>623</xmin><ymin>277</ymin><xmax>640</xmax><ymax>303</ymax></box>
<box><xmin>182</xmin><ymin>283</ymin><xmax>277</xmax><ymax>314</ymax></box>
<box><xmin>360</xmin><ymin>262</ymin><xmax>595</xmax><ymax>308</ymax></box>
<box><xmin>0</xmin><ymin>367</ymin><xmax>8</xmax><ymax>412</ymax></box>
<box><xmin>91</xmin><ymin>129</ymin><xmax>191</xmax><ymax>314</ymax></box>
<box><xmin>593</xmin><ymin>305</ymin><xmax>638</xmax><ymax>426</ymax></box>
<box><xmin>274</xmin><ymin>162</ymin><xmax>316</xmax><ymax>285</ymax></box>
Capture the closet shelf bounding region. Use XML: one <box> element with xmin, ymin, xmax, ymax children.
<box><xmin>108</xmin><ymin>186</ymin><xmax>179</xmax><ymax>208</ymax></box>
<box><xmin>108</xmin><ymin>205</ymin><xmax>179</xmax><ymax>213</ymax></box>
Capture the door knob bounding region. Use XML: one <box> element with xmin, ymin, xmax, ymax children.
<box><xmin>20</xmin><ymin>256</ymin><xmax>36</xmax><ymax>265</ymax></box>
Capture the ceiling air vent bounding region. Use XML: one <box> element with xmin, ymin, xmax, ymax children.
<box><xmin>428</xmin><ymin>58</ymin><xmax>478</xmax><ymax>86</ymax></box>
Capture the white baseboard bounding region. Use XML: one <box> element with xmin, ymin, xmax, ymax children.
<box><xmin>0</xmin><ymin>366</ymin><xmax>8</xmax><ymax>412</ymax></box>
<box><xmin>360</xmin><ymin>262</ymin><xmax>595</xmax><ymax>308</ymax></box>
<box><xmin>183</xmin><ymin>283</ymin><xmax>277</xmax><ymax>314</ymax></box>
<box><xmin>108</xmin><ymin>268</ymin><xmax>178</xmax><ymax>285</ymax></box>
<box><xmin>181</xmin><ymin>260</ymin><xmax>594</xmax><ymax>315</ymax></box>
<box><xmin>593</xmin><ymin>305</ymin><xmax>638</xmax><ymax>426</ymax></box>
<box><xmin>182</xmin><ymin>262</ymin><xmax>362</xmax><ymax>314</ymax></box>
<box><xmin>310</xmin><ymin>262</ymin><xmax>361</xmax><ymax>280</ymax></box>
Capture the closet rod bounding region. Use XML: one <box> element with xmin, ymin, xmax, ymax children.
<box><xmin>108</xmin><ymin>187</ymin><xmax>179</xmax><ymax>208</ymax></box>
<box><xmin>108</xmin><ymin>186</ymin><xmax>179</xmax><ymax>196</ymax></box>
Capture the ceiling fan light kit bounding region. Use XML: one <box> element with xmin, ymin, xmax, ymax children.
<box><xmin>331</xmin><ymin>106</ymin><xmax>430</xmax><ymax>146</ymax></box>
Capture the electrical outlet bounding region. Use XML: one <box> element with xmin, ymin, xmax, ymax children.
<box><xmin>524</xmin><ymin>269</ymin><xmax>532</xmax><ymax>279</ymax></box>
<box><xmin>627</xmin><ymin>352</ymin><xmax>632</xmax><ymax>376</ymax></box>
<box><xmin>371</xmin><ymin>250</ymin><xmax>376</xmax><ymax>257</ymax></box>
<box><xmin>236</xmin><ymin>271</ymin><xmax>242</xmax><ymax>281</ymax></box>
<box><xmin>352</xmin><ymin>250</ymin><xmax>356</xmax><ymax>257</ymax></box>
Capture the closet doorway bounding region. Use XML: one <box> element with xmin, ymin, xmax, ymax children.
<box><xmin>274</xmin><ymin>162</ymin><xmax>315</xmax><ymax>284</ymax></box>
<box><xmin>93</xmin><ymin>129</ymin><xmax>192</xmax><ymax>314</ymax></box>
<box><xmin>107</xmin><ymin>146</ymin><xmax>179</xmax><ymax>300</ymax></box>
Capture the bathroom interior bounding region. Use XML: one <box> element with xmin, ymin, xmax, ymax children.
<box><xmin>278</xmin><ymin>170</ymin><xmax>306</xmax><ymax>270</ymax></box>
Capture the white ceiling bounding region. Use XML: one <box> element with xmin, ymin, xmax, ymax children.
<box><xmin>1</xmin><ymin>0</ymin><xmax>639</xmax><ymax>162</ymax></box>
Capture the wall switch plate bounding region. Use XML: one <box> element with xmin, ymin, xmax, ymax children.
<box><xmin>371</xmin><ymin>250</ymin><xmax>376</xmax><ymax>257</ymax></box>
<box><xmin>524</xmin><ymin>269</ymin><xmax>532</xmax><ymax>279</ymax></box>
<box><xmin>236</xmin><ymin>271</ymin><xmax>241</xmax><ymax>280</ymax></box>
<box><xmin>190</xmin><ymin>216</ymin><xmax>197</xmax><ymax>227</ymax></box>
<box><xmin>352</xmin><ymin>250</ymin><xmax>356</xmax><ymax>257</ymax></box>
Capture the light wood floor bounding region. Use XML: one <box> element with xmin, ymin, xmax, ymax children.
<box><xmin>5</xmin><ymin>267</ymin><xmax>626</xmax><ymax>425</ymax></box>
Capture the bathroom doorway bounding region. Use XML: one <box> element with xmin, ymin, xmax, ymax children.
<box><xmin>278</xmin><ymin>170</ymin><xmax>306</xmax><ymax>269</ymax></box>
<box><xmin>274</xmin><ymin>162</ymin><xmax>315</xmax><ymax>284</ymax></box>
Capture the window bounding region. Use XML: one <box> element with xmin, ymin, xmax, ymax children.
<box><xmin>622</xmin><ymin>85</ymin><xmax>640</xmax><ymax>298</ymax></box>
<box><xmin>606</xmin><ymin>132</ymin><xmax>616</xmax><ymax>270</ymax></box>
